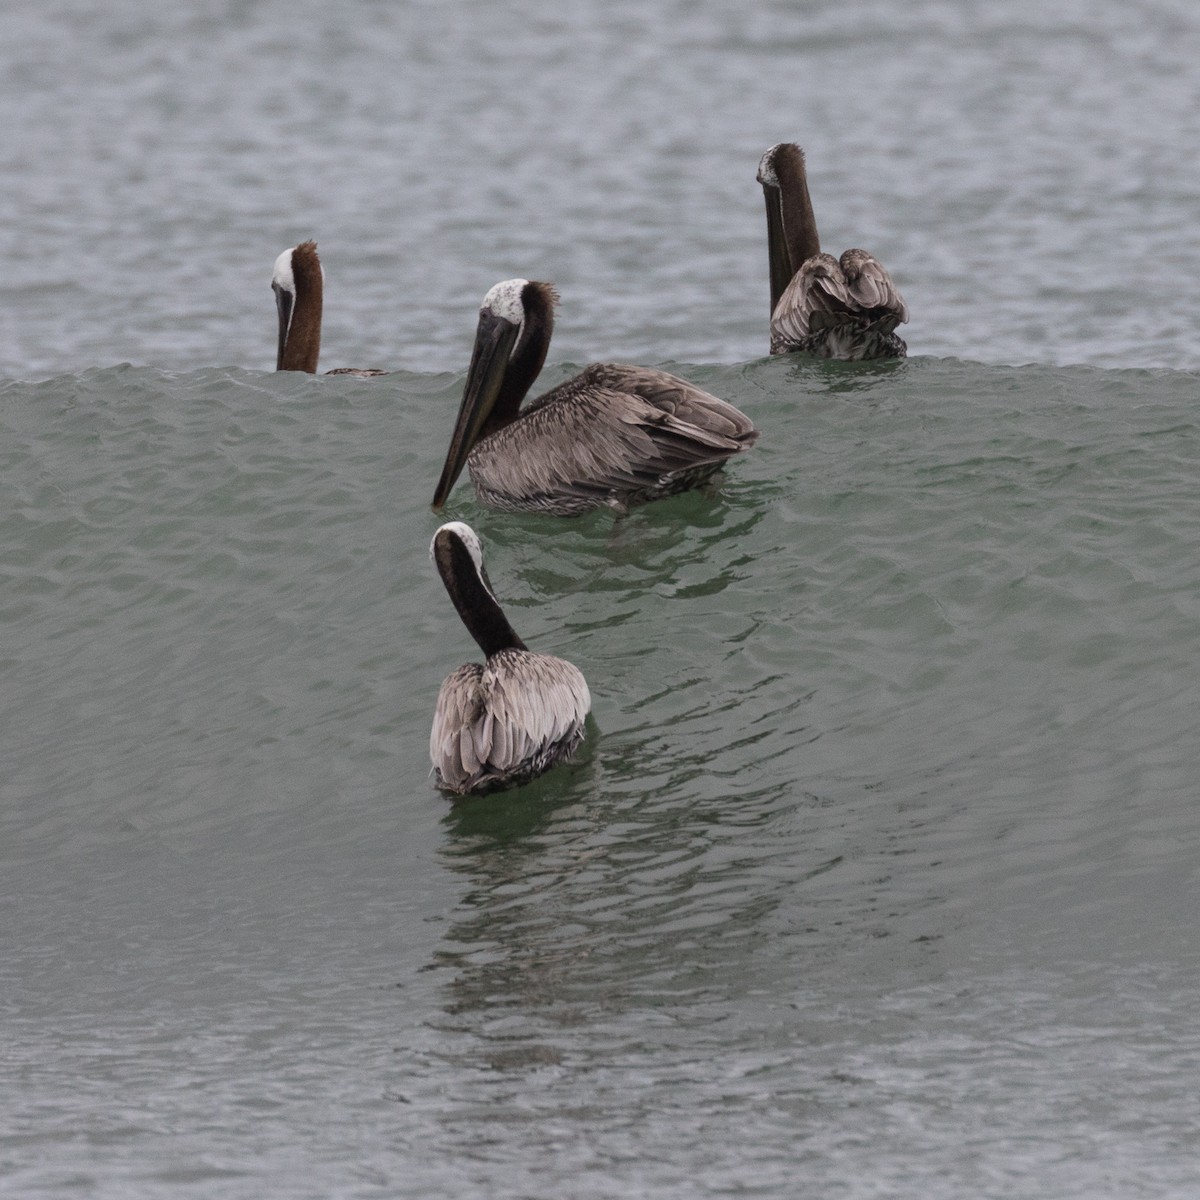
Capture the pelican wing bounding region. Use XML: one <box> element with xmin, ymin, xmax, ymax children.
<box><xmin>771</xmin><ymin>249</ymin><xmax>907</xmax><ymax>351</ymax></box>
<box><xmin>771</xmin><ymin>252</ymin><xmax>845</xmax><ymax>344</ymax></box>
<box><xmin>482</xmin><ymin>650</ymin><xmax>590</xmax><ymax>778</ymax></box>
<box><xmin>431</xmin><ymin>651</ymin><xmax>590</xmax><ymax>794</ymax></box>
<box><xmin>586</xmin><ymin>364</ymin><xmax>759</xmax><ymax>444</ymax></box>
<box><xmin>430</xmin><ymin>663</ymin><xmax>488</xmax><ymax>792</ymax></box>
<box><xmin>470</xmin><ymin>364</ymin><xmax>759</xmax><ymax>512</ymax></box>
<box><xmin>839</xmin><ymin>249</ymin><xmax>908</xmax><ymax>329</ymax></box>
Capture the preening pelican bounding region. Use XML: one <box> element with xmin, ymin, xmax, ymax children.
<box><xmin>272</xmin><ymin>241</ymin><xmax>387</xmax><ymax>376</ymax></box>
<box><xmin>757</xmin><ymin>143</ymin><xmax>908</xmax><ymax>360</ymax></box>
<box><xmin>429</xmin><ymin>521</ymin><xmax>590</xmax><ymax>795</ymax></box>
<box><xmin>432</xmin><ymin>280</ymin><xmax>759</xmax><ymax>516</ymax></box>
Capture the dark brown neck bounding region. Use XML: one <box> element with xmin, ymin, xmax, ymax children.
<box><xmin>775</xmin><ymin>145</ymin><xmax>821</xmax><ymax>276</ymax></box>
<box><xmin>481</xmin><ymin>281</ymin><xmax>556</xmax><ymax>439</ymax></box>
<box><xmin>436</xmin><ymin>535</ymin><xmax>526</xmax><ymax>658</ymax></box>
<box><xmin>279</xmin><ymin>241</ymin><xmax>323</xmax><ymax>373</ymax></box>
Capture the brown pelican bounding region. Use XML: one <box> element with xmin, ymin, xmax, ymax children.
<box><xmin>757</xmin><ymin>143</ymin><xmax>908</xmax><ymax>360</ymax></box>
<box><xmin>272</xmin><ymin>241</ymin><xmax>387</xmax><ymax>376</ymax></box>
<box><xmin>432</xmin><ymin>279</ymin><xmax>759</xmax><ymax>516</ymax></box>
<box><xmin>429</xmin><ymin>521</ymin><xmax>590</xmax><ymax>795</ymax></box>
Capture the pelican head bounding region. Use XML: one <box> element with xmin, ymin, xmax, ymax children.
<box><xmin>431</xmin><ymin>279</ymin><xmax>558</xmax><ymax>510</ymax></box>
<box><xmin>430</xmin><ymin>520</ymin><xmax>494</xmax><ymax>603</ymax></box>
<box><xmin>430</xmin><ymin>520</ymin><xmax>526</xmax><ymax>657</ymax></box>
<box><xmin>273</xmin><ymin>240</ymin><xmax>324</xmax><ymax>372</ymax></box>
<box><xmin>756</xmin><ymin>143</ymin><xmax>787</xmax><ymax>189</ymax></box>
<box><xmin>430</xmin><ymin>519</ymin><xmax>485</xmax><ymax>573</ymax></box>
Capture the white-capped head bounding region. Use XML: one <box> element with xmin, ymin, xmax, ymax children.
<box><xmin>272</xmin><ymin>243</ymin><xmax>325</xmax><ymax>293</ymax></box>
<box><xmin>481</xmin><ymin>279</ymin><xmax>529</xmax><ymax>325</ymax></box>
<box><xmin>757</xmin><ymin>144</ymin><xmax>784</xmax><ymax>187</ymax></box>
<box><xmin>431</xmin><ymin>521</ymin><xmax>485</xmax><ymax>575</ymax></box>
<box><xmin>757</xmin><ymin>142</ymin><xmax>805</xmax><ymax>188</ymax></box>
<box><xmin>272</xmin><ymin>247</ymin><xmax>296</xmax><ymax>292</ymax></box>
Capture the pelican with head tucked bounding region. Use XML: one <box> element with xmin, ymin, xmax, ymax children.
<box><xmin>429</xmin><ymin>521</ymin><xmax>590</xmax><ymax>795</ymax></box>
<box><xmin>432</xmin><ymin>280</ymin><xmax>759</xmax><ymax>516</ymax></box>
<box><xmin>757</xmin><ymin>143</ymin><xmax>908</xmax><ymax>361</ymax></box>
<box><xmin>272</xmin><ymin>241</ymin><xmax>387</xmax><ymax>376</ymax></box>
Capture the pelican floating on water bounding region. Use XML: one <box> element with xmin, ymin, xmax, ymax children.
<box><xmin>429</xmin><ymin>521</ymin><xmax>590</xmax><ymax>795</ymax></box>
<box><xmin>272</xmin><ymin>241</ymin><xmax>387</xmax><ymax>376</ymax></box>
<box><xmin>757</xmin><ymin>143</ymin><xmax>908</xmax><ymax>360</ymax></box>
<box><xmin>432</xmin><ymin>279</ymin><xmax>759</xmax><ymax>516</ymax></box>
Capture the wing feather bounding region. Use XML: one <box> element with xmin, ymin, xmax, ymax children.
<box><xmin>839</xmin><ymin>249</ymin><xmax>909</xmax><ymax>326</ymax></box>
<box><xmin>484</xmin><ymin>650</ymin><xmax>590</xmax><ymax>772</ymax></box>
<box><xmin>430</xmin><ymin>664</ymin><xmax>487</xmax><ymax>792</ymax></box>
<box><xmin>468</xmin><ymin>365</ymin><xmax>759</xmax><ymax>513</ymax></box>
<box><xmin>430</xmin><ymin>651</ymin><xmax>590</xmax><ymax>795</ymax></box>
<box><xmin>770</xmin><ymin>249</ymin><xmax>908</xmax><ymax>356</ymax></box>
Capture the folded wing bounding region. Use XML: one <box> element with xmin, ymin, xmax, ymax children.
<box><xmin>771</xmin><ymin>249</ymin><xmax>908</xmax><ymax>357</ymax></box>
<box><xmin>431</xmin><ymin>650</ymin><xmax>590</xmax><ymax>794</ymax></box>
<box><xmin>470</xmin><ymin>364</ymin><xmax>759</xmax><ymax>514</ymax></box>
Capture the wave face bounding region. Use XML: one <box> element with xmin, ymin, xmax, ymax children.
<box><xmin>2</xmin><ymin>356</ymin><xmax>1199</xmax><ymax>1197</ymax></box>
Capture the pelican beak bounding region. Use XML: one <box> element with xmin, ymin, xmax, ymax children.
<box><xmin>762</xmin><ymin>183</ymin><xmax>793</xmax><ymax>315</ymax></box>
<box><xmin>273</xmin><ymin>282</ymin><xmax>293</xmax><ymax>372</ymax></box>
<box><xmin>432</xmin><ymin>309</ymin><xmax>521</xmax><ymax>510</ymax></box>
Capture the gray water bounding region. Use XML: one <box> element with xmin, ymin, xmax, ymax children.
<box><xmin>4</xmin><ymin>2</ymin><xmax>1200</xmax><ymax>1198</ymax></box>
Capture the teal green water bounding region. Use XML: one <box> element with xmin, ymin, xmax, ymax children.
<box><xmin>3</xmin><ymin>357</ymin><xmax>1200</xmax><ymax>1197</ymax></box>
<box><xmin>6</xmin><ymin>0</ymin><xmax>1200</xmax><ymax>1194</ymax></box>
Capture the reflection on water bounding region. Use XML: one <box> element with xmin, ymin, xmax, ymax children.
<box><xmin>434</xmin><ymin>761</ymin><xmax>603</xmax><ymax>1068</ymax></box>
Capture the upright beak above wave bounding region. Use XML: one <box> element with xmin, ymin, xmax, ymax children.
<box><xmin>270</xmin><ymin>241</ymin><xmax>388</xmax><ymax>376</ymax></box>
<box><xmin>273</xmin><ymin>241</ymin><xmax>323</xmax><ymax>373</ymax></box>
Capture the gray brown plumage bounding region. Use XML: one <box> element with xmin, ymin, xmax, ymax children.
<box><xmin>271</xmin><ymin>241</ymin><xmax>387</xmax><ymax>376</ymax></box>
<box><xmin>429</xmin><ymin>522</ymin><xmax>590</xmax><ymax>795</ymax></box>
<box><xmin>432</xmin><ymin>279</ymin><xmax>759</xmax><ymax>516</ymax></box>
<box><xmin>757</xmin><ymin>143</ymin><xmax>908</xmax><ymax>361</ymax></box>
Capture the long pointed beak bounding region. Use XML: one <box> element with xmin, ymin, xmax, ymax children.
<box><xmin>273</xmin><ymin>283</ymin><xmax>292</xmax><ymax>371</ymax></box>
<box><xmin>762</xmin><ymin>186</ymin><xmax>793</xmax><ymax>317</ymax></box>
<box><xmin>432</xmin><ymin>311</ymin><xmax>520</xmax><ymax>510</ymax></box>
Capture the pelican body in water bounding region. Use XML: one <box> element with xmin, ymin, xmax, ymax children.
<box><xmin>757</xmin><ymin>143</ymin><xmax>908</xmax><ymax>361</ymax></box>
<box><xmin>429</xmin><ymin>521</ymin><xmax>590</xmax><ymax>795</ymax></box>
<box><xmin>432</xmin><ymin>280</ymin><xmax>759</xmax><ymax>516</ymax></box>
<box><xmin>272</xmin><ymin>241</ymin><xmax>387</xmax><ymax>376</ymax></box>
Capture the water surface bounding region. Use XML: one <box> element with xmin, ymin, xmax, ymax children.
<box><xmin>4</xmin><ymin>2</ymin><xmax>1200</xmax><ymax>1198</ymax></box>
